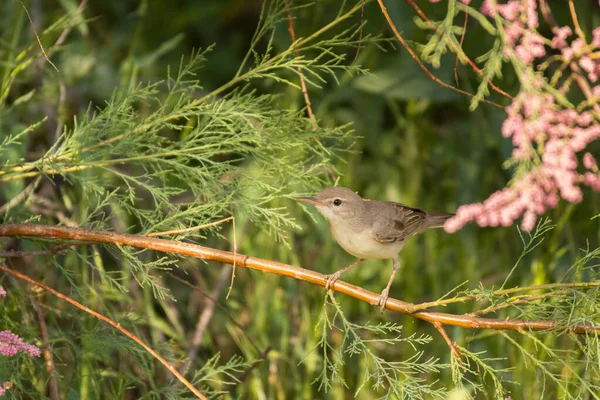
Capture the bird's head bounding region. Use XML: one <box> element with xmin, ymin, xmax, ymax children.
<box><xmin>296</xmin><ymin>186</ymin><xmax>363</xmax><ymax>223</ymax></box>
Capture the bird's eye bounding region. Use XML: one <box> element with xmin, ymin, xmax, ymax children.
<box><xmin>333</xmin><ymin>198</ymin><xmax>342</xmax><ymax>206</ymax></box>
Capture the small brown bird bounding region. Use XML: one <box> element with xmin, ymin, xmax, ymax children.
<box><xmin>297</xmin><ymin>186</ymin><xmax>454</xmax><ymax>310</ymax></box>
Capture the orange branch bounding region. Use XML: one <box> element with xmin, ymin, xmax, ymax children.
<box><xmin>433</xmin><ymin>321</ymin><xmax>463</xmax><ymax>364</ymax></box>
<box><xmin>568</xmin><ymin>0</ymin><xmax>585</xmax><ymax>40</ymax></box>
<box><xmin>405</xmin><ymin>0</ymin><xmax>513</xmax><ymax>100</ymax></box>
<box><xmin>284</xmin><ymin>0</ymin><xmax>318</xmax><ymax>131</ymax></box>
<box><xmin>0</xmin><ymin>262</ymin><xmax>208</xmax><ymax>400</ymax></box>
<box><xmin>375</xmin><ymin>0</ymin><xmax>504</xmax><ymax>109</ymax></box>
<box><xmin>0</xmin><ymin>223</ymin><xmax>598</xmax><ymax>335</ymax></box>
<box><xmin>454</xmin><ymin>8</ymin><xmax>469</xmax><ymax>86</ymax></box>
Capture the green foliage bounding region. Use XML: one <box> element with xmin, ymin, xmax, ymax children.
<box><xmin>0</xmin><ymin>0</ymin><xmax>599</xmax><ymax>399</ymax></box>
<box><xmin>312</xmin><ymin>293</ymin><xmax>444</xmax><ymax>399</ymax></box>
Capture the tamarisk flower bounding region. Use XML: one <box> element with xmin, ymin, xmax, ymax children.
<box><xmin>441</xmin><ymin>1</ymin><xmax>600</xmax><ymax>232</ymax></box>
<box><xmin>0</xmin><ymin>330</ymin><xmax>41</xmax><ymax>357</ymax></box>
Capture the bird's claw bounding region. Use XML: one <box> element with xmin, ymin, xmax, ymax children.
<box><xmin>378</xmin><ymin>288</ymin><xmax>390</xmax><ymax>312</ymax></box>
<box><xmin>325</xmin><ymin>272</ymin><xmax>341</xmax><ymax>291</ymax></box>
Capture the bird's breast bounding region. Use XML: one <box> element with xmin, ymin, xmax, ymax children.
<box><xmin>329</xmin><ymin>223</ymin><xmax>404</xmax><ymax>260</ymax></box>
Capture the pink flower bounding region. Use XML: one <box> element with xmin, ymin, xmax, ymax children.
<box><xmin>579</xmin><ymin>57</ymin><xmax>595</xmax><ymax>73</ymax></box>
<box><xmin>524</xmin><ymin>0</ymin><xmax>538</xmax><ymax>28</ymax></box>
<box><xmin>0</xmin><ymin>330</ymin><xmax>41</xmax><ymax>357</ymax></box>
<box><xmin>593</xmin><ymin>27</ymin><xmax>600</xmax><ymax>48</ymax></box>
<box><xmin>578</xmin><ymin>112</ymin><xmax>594</xmax><ymax>127</ymax></box>
<box><xmin>429</xmin><ymin>0</ymin><xmax>600</xmax><ymax>233</ymax></box>
<box><xmin>498</xmin><ymin>1</ymin><xmax>522</xmax><ymax>21</ymax></box>
<box><xmin>584</xmin><ymin>172</ymin><xmax>600</xmax><ymax>190</ymax></box>
<box><xmin>551</xmin><ymin>26</ymin><xmax>572</xmax><ymax>49</ymax></box>
<box><xmin>481</xmin><ymin>0</ymin><xmax>496</xmax><ymax>17</ymax></box>
<box><xmin>583</xmin><ymin>153</ymin><xmax>597</xmax><ymax>169</ymax></box>
<box><xmin>572</xmin><ymin>38</ymin><xmax>586</xmax><ymax>53</ymax></box>
<box><xmin>0</xmin><ymin>287</ymin><xmax>5</xmax><ymax>297</ymax></box>
<box><xmin>561</xmin><ymin>47</ymin><xmax>574</xmax><ymax>62</ymax></box>
<box><xmin>504</xmin><ymin>23</ymin><xmax>524</xmax><ymax>50</ymax></box>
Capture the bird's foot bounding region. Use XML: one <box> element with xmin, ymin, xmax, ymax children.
<box><xmin>325</xmin><ymin>271</ymin><xmax>342</xmax><ymax>291</ymax></box>
<box><xmin>378</xmin><ymin>288</ymin><xmax>390</xmax><ymax>312</ymax></box>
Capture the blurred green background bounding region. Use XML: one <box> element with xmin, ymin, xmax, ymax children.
<box><xmin>1</xmin><ymin>0</ymin><xmax>600</xmax><ymax>399</ymax></box>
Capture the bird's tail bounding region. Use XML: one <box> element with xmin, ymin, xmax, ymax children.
<box><xmin>424</xmin><ymin>211</ymin><xmax>454</xmax><ymax>229</ymax></box>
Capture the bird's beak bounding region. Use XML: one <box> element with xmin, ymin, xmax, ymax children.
<box><xmin>295</xmin><ymin>197</ymin><xmax>320</xmax><ymax>206</ymax></box>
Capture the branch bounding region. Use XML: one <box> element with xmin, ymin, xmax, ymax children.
<box><xmin>375</xmin><ymin>0</ymin><xmax>505</xmax><ymax>109</ymax></box>
<box><xmin>433</xmin><ymin>321</ymin><xmax>462</xmax><ymax>364</ymax></box>
<box><xmin>411</xmin><ymin>282</ymin><xmax>600</xmax><ymax>311</ymax></box>
<box><xmin>284</xmin><ymin>0</ymin><xmax>318</xmax><ymax>131</ymax></box>
<box><xmin>30</xmin><ymin>295</ymin><xmax>60</xmax><ymax>400</ymax></box>
<box><xmin>0</xmin><ymin>260</ymin><xmax>208</xmax><ymax>400</ymax></box>
<box><xmin>18</xmin><ymin>0</ymin><xmax>59</xmax><ymax>72</ymax></box>
<box><xmin>179</xmin><ymin>264</ymin><xmax>232</xmax><ymax>376</ymax></box>
<box><xmin>0</xmin><ymin>223</ymin><xmax>598</xmax><ymax>335</ymax></box>
<box><xmin>404</xmin><ymin>0</ymin><xmax>513</xmax><ymax>101</ymax></box>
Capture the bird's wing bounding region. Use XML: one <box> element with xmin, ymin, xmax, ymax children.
<box><xmin>371</xmin><ymin>202</ymin><xmax>428</xmax><ymax>244</ymax></box>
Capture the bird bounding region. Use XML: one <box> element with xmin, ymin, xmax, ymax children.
<box><xmin>296</xmin><ymin>186</ymin><xmax>454</xmax><ymax>310</ymax></box>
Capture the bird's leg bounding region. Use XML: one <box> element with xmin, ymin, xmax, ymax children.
<box><xmin>378</xmin><ymin>257</ymin><xmax>401</xmax><ymax>311</ymax></box>
<box><xmin>325</xmin><ymin>259</ymin><xmax>364</xmax><ymax>291</ymax></box>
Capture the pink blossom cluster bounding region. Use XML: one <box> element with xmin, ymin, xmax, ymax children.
<box><xmin>440</xmin><ymin>1</ymin><xmax>600</xmax><ymax>232</ymax></box>
<box><xmin>0</xmin><ymin>287</ymin><xmax>5</xmax><ymax>297</ymax></box>
<box><xmin>483</xmin><ymin>0</ymin><xmax>544</xmax><ymax>63</ymax></box>
<box><xmin>557</xmin><ymin>28</ymin><xmax>600</xmax><ymax>82</ymax></box>
<box><xmin>0</xmin><ymin>330</ymin><xmax>41</xmax><ymax>357</ymax></box>
<box><xmin>584</xmin><ymin>153</ymin><xmax>600</xmax><ymax>190</ymax></box>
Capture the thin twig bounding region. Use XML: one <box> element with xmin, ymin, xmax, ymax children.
<box><xmin>147</xmin><ymin>217</ymin><xmax>238</xmax><ymax>299</ymax></box>
<box><xmin>352</xmin><ymin>0</ymin><xmax>366</xmax><ymax>64</ymax></box>
<box><xmin>454</xmin><ymin>9</ymin><xmax>469</xmax><ymax>86</ymax></box>
<box><xmin>473</xmin><ymin>289</ymin><xmax>570</xmax><ymax>316</ymax></box>
<box><xmin>27</xmin><ymin>195</ymin><xmax>79</xmax><ymax>227</ymax></box>
<box><xmin>146</xmin><ymin>217</ymin><xmax>233</xmax><ymax>237</ymax></box>
<box><xmin>568</xmin><ymin>0</ymin><xmax>585</xmax><ymax>40</ymax></box>
<box><xmin>1</xmin><ymin>223</ymin><xmax>598</xmax><ymax>335</ymax></box>
<box><xmin>0</xmin><ymin>262</ymin><xmax>208</xmax><ymax>400</ymax></box>
<box><xmin>30</xmin><ymin>295</ymin><xmax>61</xmax><ymax>400</ymax></box>
<box><xmin>404</xmin><ymin>0</ymin><xmax>512</xmax><ymax>101</ymax></box>
<box><xmin>433</xmin><ymin>321</ymin><xmax>463</xmax><ymax>364</ymax></box>
<box><xmin>179</xmin><ymin>264</ymin><xmax>232</xmax><ymax>376</ymax></box>
<box><xmin>375</xmin><ymin>0</ymin><xmax>504</xmax><ymax>109</ymax></box>
<box><xmin>226</xmin><ymin>216</ymin><xmax>237</xmax><ymax>300</ymax></box>
<box><xmin>0</xmin><ymin>177</ymin><xmax>41</xmax><ymax>214</ymax></box>
<box><xmin>411</xmin><ymin>282</ymin><xmax>600</xmax><ymax>311</ymax></box>
<box><xmin>284</xmin><ymin>0</ymin><xmax>318</xmax><ymax>131</ymax></box>
<box><xmin>18</xmin><ymin>0</ymin><xmax>59</xmax><ymax>72</ymax></box>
